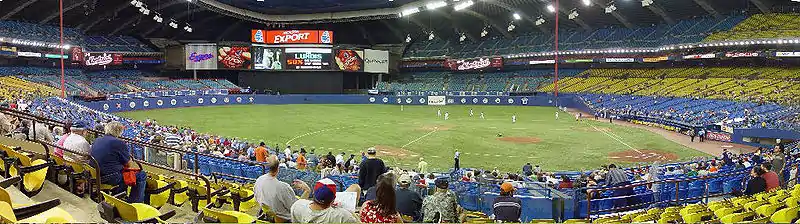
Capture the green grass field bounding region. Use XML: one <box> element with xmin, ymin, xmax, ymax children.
<box><xmin>118</xmin><ymin>104</ymin><xmax>708</xmax><ymax>172</ymax></box>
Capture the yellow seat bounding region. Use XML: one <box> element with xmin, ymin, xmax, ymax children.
<box><xmin>166</xmin><ymin>178</ymin><xmax>189</xmax><ymax>206</ymax></box>
<box><xmin>200</xmin><ymin>207</ymin><xmax>257</xmax><ymax>223</ymax></box>
<box><xmin>786</xmin><ymin>196</ymin><xmax>800</xmax><ymax>207</ymax></box>
<box><xmin>100</xmin><ymin>191</ymin><xmax>175</xmax><ymax>223</ymax></box>
<box><xmin>770</xmin><ymin>206</ymin><xmax>799</xmax><ymax>223</ymax></box>
<box><xmin>189</xmin><ymin>181</ymin><xmax>227</xmax><ymax>212</ymax></box>
<box><xmin>594</xmin><ymin>216</ymin><xmax>621</xmax><ymax>223</ymax></box>
<box><xmin>633</xmin><ymin>213</ymin><xmax>658</xmax><ymax>222</ymax></box>
<box><xmin>657</xmin><ymin>214</ymin><xmax>681</xmax><ymax>224</ymax></box>
<box><xmin>683</xmin><ymin>210</ymin><xmax>714</xmax><ymax>223</ymax></box>
<box><xmin>754</xmin><ymin>203</ymin><xmax>783</xmax><ymax>218</ymax></box>
<box><xmin>83</xmin><ymin>163</ymin><xmax>114</xmax><ymax>201</ymax></box>
<box><xmin>745</xmin><ymin>216</ymin><xmax>769</xmax><ymax>223</ymax></box>
<box><xmin>647</xmin><ymin>207</ymin><xmax>664</xmax><ymax>215</ymax></box>
<box><xmin>721</xmin><ymin>211</ymin><xmax>755</xmax><ymax>224</ymax></box>
<box><xmin>744</xmin><ymin>200</ymin><xmax>768</xmax><ymax>212</ymax></box>
<box><xmin>733</xmin><ymin>197</ymin><xmax>755</xmax><ymax>207</ymax></box>
<box><xmin>768</xmin><ymin>194</ymin><xmax>790</xmax><ymax>205</ymax></box>
<box><xmin>679</xmin><ymin>205</ymin><xmax>707</xmax><ymax>217</ymax></box>
<box><xmin>144</xmin><ymin>176</ymin><xmax>173</xmax><ymax>209</ymax></box>
<box><xmin>709</xmin><ymin>201</ymin><xmax>733</xmax><ymax>211</ymax></box>
<box><xmin>715</xmin><ymin>206</ymin><xmax>742</xmax><ymax>219</ymax></box>
<box><xmin>0</xmin><ymin>176</ymin><xmax>67</xmax><ymax>223</ymax></box>
<box><xmin>563</xmin><ymin>219</ymin><xmax>589</xmax><ymax>223</ymax></box>
<box><xmin>233</xmin><ymin>187</ymin><xmax>257</xmax><ymax>212</ymax></box>
<box><xmin>621</xmin><ymin>211</ymin><xmax>646</xmax><ymax>221</ymax></box>
<box><xmin>6</xmin><ymin>149</ymin><xmax>49</xmax><ymax>197</ymax></box>
<box><xmin>529</xmin><ymin>219</ymin><xmax>555</xmax><ymax>223</ymax></box>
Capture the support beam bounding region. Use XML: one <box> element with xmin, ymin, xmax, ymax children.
<box><xmin>111</xmin><ymin>8</ymin><xmax>203</xmax><ymax>36</ymax></box>
<box><xmin>644</xmin><ymin>3</ymin><xmax>676</xmax><ymax>25</ymax></box>
<box><xmin>692</xmin><ymin>0</ymin><xmax>722</xmax><ymax>19</ymax></box>
<box><xmin>748</xmin><ymin>0</ymin><xmax>771</xmax><ymax>13</ymax></box>
<box><xmin>462</xmin><ymin>9</ymin><xmax>512</xmax><ymax>38</ymax></box>
<box><xmin>41</xmin><ymin>0</ymin><xmax>90</xmax><ymax>24</ymax></box>
<box><xmin>216</xmin><ymin>21</ymin><xmax>243</xmax><ymax>41</ymax></box>
<box><xmin>1</xmin><ymin>0</ymin><xmax>42</xmax><ymax>20</ymax></box>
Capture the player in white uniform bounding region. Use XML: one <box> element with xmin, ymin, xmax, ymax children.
<box><xmin>555</xmin><ymin>111</ymin><xmax>559</xmax><ymax>120</ymax></box>
<box><xmin>437</xmin><ymin>109</ymin><xmax>441</xmax><ymax>117</ymax></box>
<box><xmin>575</xmin><ymin>113</ymin><xmax>580</xmax><ymax>121</ymax></box>
<box><xmin>480</xmin><ymin>112</ymin><xmax>485</xmax><ymax>119</ymax></box>
<box><xmin>469</xmin><ymin>109</ymin><xmax>474</xmax><ymax>117</ymax></box>
<box><xmin>444</xmin><ymin>112</ymin><xmax>449</xmax><ymax>120</ymax></box>
<box><xmin>512</xmin><ymin>114</ymin><xmax>517</xmax><ymax>124</ymax></box>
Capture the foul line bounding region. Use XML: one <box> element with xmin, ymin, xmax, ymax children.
<box><xmin>588</xmin><ymin>123</ymin><xmax>642</xmax><ymax>154</ymax></box>
<box><xmin>401</xmin><ymin>127</ymin><xmax>438</xmax><ymax>149</ymax></box>
<box><xmin>285</xmin><ymin>124</ymin><xmax>363</xmax><ymax>145</ymax></box>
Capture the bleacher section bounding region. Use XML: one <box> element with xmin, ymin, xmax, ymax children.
<box><xmin>705</xmin><ymin>13</ymin><xmax>800</xmax><ymax>42</ymax></box>
<box><xmin>379</xmin><ymin>69</ymin><xmax>583</xmax><ymax>92</ymax></box>
<box><xmin>405</xmin><ymin>15</ymin><xmax>746</xmax><ymax>58</ymax></box>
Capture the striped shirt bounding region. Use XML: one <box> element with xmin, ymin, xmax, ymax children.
<box><xmin>164</xmin><ymin>134</ymin><xmax>182</xmax><ymax>148</ymax></box>
<box><xmin>605</xmin><ymin>168</ymin><xmax>629</xmax><ymax>186</ymax></box>
<box><xmin>492</xmin><ymin>196</ymin><xmax>521</xmax><ymax>222</ymax></box>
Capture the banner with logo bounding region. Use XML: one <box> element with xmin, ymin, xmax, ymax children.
<box><xmin>0</xmin><ymin>46</ymin><xmax>17</xmax><ymax>56</ymax></box>
<box><xmin>706</xmin><ymin>131</ymin><xmax>732</xmax><ymax>142</ymax></box>
<box><xmin>643</xmin><ymin>56</ymin><xmax>668</xmax><ymax>63</ymax></box>
<box><xmin>427</xmin><ymin>96</ymin><xmax>446</xmax><ymax>106</ymax></box>
<box><xmin>364</xmin><ymin>49</ymin><xmax>389</xmax><ymax>73</ymax></box>
<box><xmin>284</xmin><ymin>48</ymin><xmax>333</xmax><ymax>70</ymax></box>
<box><xmin>252</xmin><ymin>46</ymin><xmax>284</xmax><ymax>70</ymax></box>
<box><xmin>565</xmin><ymin>59</ymin><xmax>594</xmax><ymax>63</ymax></box>
<box><xmin>529</xmin><ymin>59</ymin><xmax>555</xmax><ymax>64</ymax></box>
<box><xmin>444</xmin><ymin>57</ymin><xmax>502</xmax><ymax>71</ymax></box>
<box><xmin>775</xmin><ymin>52</ymin><xmax>800</xmax><ymax>57</ymax></box>
<box><xmin>84</xmin><ymin>53</ymin><xmax>123</xmax><ymax>66</ymax></box>
<box><xmin>44</xmin><ymin>54</ymin><xmax>68</xmax><ymax>59</ymax></box>
<box><xmin>185</xmin><ymin>44</ymin><xmax>217</xmax><ymax>70</ymax></box>
<box><xmin>70</xmin><ymin>47</ymin><xmax>83</xmax><ymax>62</ymax></box>
<box><xmin>217</xmin><ymin>45</ymin><xmax>252</xmax><ymax>69</ymax></box>
<box><xmin>17</xmin><ymin>51</ymin><xmax>42</xmax><ymax>57</ymax></box>
<box><xmin>724</xmin><ymin>52</ymin><xmax>760</xmax><ymax>58</ymax></box>
<box><xmin>335</xmin><ymin>49</ymin><xmax>363</xmax><ymax>72</ymax></box>
<box><xmin>604</xmin><ymin>58</ymin><xmax>635</xmax><ymax>63</ymax></box>
<box><xmin>251</xmin><ymin>30</ymin><xmax>334</xmax><ymax>44</ymax></box>
<box><xmin>682</xmin><ymin>53</ymin><xmax>716</xmax><ymax>60</ymax></box>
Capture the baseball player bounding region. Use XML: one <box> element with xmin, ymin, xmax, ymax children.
<box><xmin>480</xmin><ymin>112</ymin><xmax>485</xmax><ymax>119</ymax></box>
<box><xmin>469</xmin><ymin>108</ymin><xmax>474</xmax><ymax>117</ymax></box>
<box><xmin>444</xmin><ymin>111</ymin><xmax>450</xmax><ymax>120</ymax></box>
<box><xmin>512</xmin><ymin>114</ymin><xmax>517</xmax><ymax>124</ymax></box>
<box><xmin>555</xmin><ymin>111</ymin><xmax>560</xmax><ymax>120</ymax></box>
<box><xmin>437</xmin><ymin>109</ymin><xmax>442</xmax><ymax>117</ymax></box>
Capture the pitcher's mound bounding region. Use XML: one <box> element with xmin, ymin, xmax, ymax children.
<box><xmin>374</xmin><ymin>145</ymin><xmax>420</xmax><ymax>157</ymax></box>
<box><xmin>497</xmin><ymin>137</ymin><xmax>541</xmax><ymax>144</ymax></box>
<box><xmin>608</xmin><ymin>150</ymin><xmax>678</xmax><ymax>162</ymax></box>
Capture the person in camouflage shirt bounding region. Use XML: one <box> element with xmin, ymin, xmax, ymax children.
<box><xmin>422</xmin><ymin>178</ymin><xmax>461</xmax><ymax>222</ymax></box>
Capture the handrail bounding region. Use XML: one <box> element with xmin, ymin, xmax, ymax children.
<box><xmin>584</xmin><ymin>169</ymin><xmax>748</xmax><ymax>220</ymax></box>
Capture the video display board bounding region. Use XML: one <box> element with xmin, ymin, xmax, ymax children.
<box><xmin>251</xmin><ymin>30</ymin><xmax>334</xmax><ymax>44</ymax></box>
<box><xmin>185</xmin><ymin>44</ymin><xmax>217</xmax><ymax>70</ymax></box>
<box><xmin>217</xmin><ymin>45</ymin><xmax>251</xmax><ymax>69</ymax></box>
<box><xmin>284</xmin><ymin>48</ymin><xmax>332</xmax><ymax>70</ymax></box>
<box><xmin>252</xmin><ymin>46</ymin><xmax>284</xmax><ymax>70</ymax></box>
<box><xmin>334</xmin><ymin>49</ymin><xmax>363</xmax><ymax>72</ymax></box>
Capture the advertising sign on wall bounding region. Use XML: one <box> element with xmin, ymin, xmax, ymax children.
<box><xmin>44</xmin><ymin>54</ymin><xmax>68</xmax><ymax>59</ymax></box>
<box><xmin>251</xmin><ymin>30</ymin><xmax>334</xmax><ymax>44</ymax></box>
<box><xmin>682</xmin><ymin>53</ymin><xmax>716</xmax><ymax>59</ymax></box>
<box><xmin>17</xmin><ymin>51</ymin><xmax>42</xmax><ymax>57</ymax></box>
<box><xmin>529</xmin><ymin>59</ymin><xmax>556</xmax><ymax>64</ymax></box>
<box><xmin>334</xmin><ymin>49</ymin><xmax>363</xmax><ymax>72</ymax></box>
<box><xmin>284</xmin><ymin>48</ymin><xmax>332</xmax><ymax>70</ymax></box>
<box><xmin>605</xmin><ymin>58</ymin><xmax>635</xmax><ymax>63</ymax></box>
<box><xmin>185</xmin><ymin>44</ymin><xmax>217</xmax><ymax>70</ymax></box>
<box><xmin>706</xmin><ymin>132</ymin><xmax>732</xmax><ymax>142</ymax></box>
<box><xmin>70</xmin><ymin>47</ymin><xmax>83</xmax><ymax>62</ymax></box>
<box><xmin>0</xmin><ymin>46</ymin><xmax>17</xmax><ymax>56</ymax></box>
<box><xmin>724</xmin><ymin>52</ymin><xmax>760</xmax><ymax>58</ymax></box>
<box><xmin>643</xmin><ymin>56</ymin><xmax>668</xmax><ymax>63</ymax></box>
<box><xmin>775</xmin><ymin>52</ymin><xmax>800</xmax><ymax>57</ymax></box>
<box><xmin>252</xmin><ymin>46</ymin><xmax>284</xmax><ymax>70</ymax></box>
<box><xmin>364</xmin><ymin>49</ymin><xmax>389</xmax><ymax>73</ymax></box>
<box><xmin>84</xmin><ymin>53</ymin><xmax>123</xmax><ymax>66</ymax></box>
<box><xmin>217</xmin><ymin>45</ymin><xmax>252</xmax><ymax>69</ymax></box>
<box><xmin>445</xmin><ymin>57</ymin><xmax>502</xmax><ymax>71</ymax></box>
<box><xmin>427</xmin><ymin>96</ymin><xmax>446</xmax><ymax>106</ymax></box>
<box><xmin>565</xmin><ymin>59</ymin><xmax>594</xmax><ymax>63</ymax></box>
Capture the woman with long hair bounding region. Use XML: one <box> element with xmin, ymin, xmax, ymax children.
<box><xmin>360</xmin><ymin>173</ymin><xmax>402</xmax><ymax>223</ymax></box>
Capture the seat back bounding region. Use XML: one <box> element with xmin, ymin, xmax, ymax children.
<box><xmin>201</xmin><ymin>207</ymin><xmax>238</xmax><ymax>223</ymax></box>
<box><xmin>0</xmin><ymin>186</ymin><xmax>11</xmax><ymax>204</ymax></box>
<box><xmin>101</xmin><ymin>192</ymin><xmax>140</xmax><ymax>221</ymax></box>
<box><xmin>770</xmin><ymin>206</ymin><xmax>798</xmax><ymax>223</ymax></box>
<box><xmin>145</xmin><ymin>177</ymin><xmax>170</xmax><ymax>208</ymax></box>
<box><xmin>0</xmin><ymin>201</ymin><xmax>17</xmax><ymax>223</ymax></box>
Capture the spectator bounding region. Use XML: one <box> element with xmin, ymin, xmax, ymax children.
<box><xmin>454</xmin><ymin>149</ymin><xmax>460</xmax><ymax>170</ymax></box>
<box><xmin>246</xmin><ymin>143</ymin><xmax>256</xmax><ymax>160</ymax></box>
<box><xmin>336</xmin><ymin>152</ymin><xmax>345</xmax><ymax>166</ymax></box>
<box><xmin>28</xmin><ymin>119</ymin><xmax>53</xmax><ymax>143</ymax></box>
<box><xmin>164</xmin><ymin>128</ymin><xmax>182</xmax><ymax>148</ymax></box>
<box><xmin>492</xmin><ymin>182</ymin><xmax>522</xmax><ymax>223</ymax></box>
<box><xmin>284</xmin><ymin>145</ymin><xmax>292</xmax><ymax>161</ymax></box>
<box><xmin>297</xmin><ymin>149</ymin><xmax>308</xmax><ymax>171</ymax></box>
<box><xmin>11</xmin><ymin>120</ymin><xmax>29</xmax><ymax>140</ymax></box>
<box><xmin>359</xmin><ymin>147</ymin><xmax>387</xmax><ymax>191</ymax></box>
<box><xmin>255</xmin><ymin>142</ymin><xmax>268</xmax><ymax>162</ymax></box>
<box><xmin>360</xmin><ymin>173</ymin><xmax>401</xmax><ymax>223</ymax></box>
<box><xmin>605</xmin><ymin>164</ymin><xmax>636</xmax><ymax>208</ymax></box>
<box><xmin>326</xmin><ymin>152</ymin><xmax>336</xmax><ymax>166</ymax></box>
<box><xmin>422</xmin><ymin>178</ymin><xmax>460</xmax><ymax>222</ymax></box>
<box><xmin>395</xmin><ymin>173</ymin><xmax>423</xmax><ymax>222</ymax></box>
<box><xmin>344</xmin><ymin>154</ymin><xmax>355</xmax><ymax>173</ymax></box>
<box><xmin>54</xmin><ymin>121</ymin><xmax>72</xmax><ymax>158</ymax></box>
<box><xmin>558</xmin><ymin>175</ymin><xmax>574</xmax><ymax>189</ymax></box>
<box><xmin>290</xmin><ymin>178</ymin><xmax>359</xmax><ymax>223</ymax></box>
<box><xmin>254</xmin><ymin>155</ymin><xmax>311</xmax><ymax>222</ymax></box>
<box><xmin>90</xmin><ymin>121</ymin><xmax>147</xmax><ymax>203</ymax></box>
<box><xmin>307</xmin><ymin>149</ymin><xmax>319</xmax><ymax>169</ymax></box>
<box><xmin>417</xmin><ymin>157</ymin><xmax>428</xmax><ymax>174</ymax></box>
<box><xmin>63</xmin><ymin>121</ymin><xmax>90</xmax><ymax>163</ymax></box>
<box><xmin>522</xmin><ymin>163</ymin><xmax>533</xmax><ymax>176</ymax></box>
<box><xmin>534</xmin><ymin>165</ymin><xmax>541</xmax><ymax>174</ymax></box>
<box><xmin>771</xmin><ymin>147</ymin><xmax>785</xmax><ymax>185</ymax></box>
<box><xmin>744</xmin><ymin>167</ymin><xmax>767</xmax><ymax>196</ymax></box>
<box><xmin>761</xmin><ymin>163</ymin><xmax>780</xmax><ymax>191</ymax></box>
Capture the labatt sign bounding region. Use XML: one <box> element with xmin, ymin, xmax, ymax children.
<box><xmin>251</xmin><ymin>30</ymin><xmax>333</xmax><ymax>44</ymax></box>
<box><xmin>85</xmin><ymin>53</ymin><xmax>122</xmax><ymax>66</ymax></box>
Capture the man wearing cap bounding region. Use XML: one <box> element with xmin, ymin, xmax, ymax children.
<box><xmin>493</xmin><ymin>182</ymin><xmax>522</xmax><ymax>223</ymax></box>
<box><xmin>417</xmin><ymin>157</ymin><xmax>428</xmax><ymax>174</ymax></box>
<box><xmin>290</xmin><ymin>178</ymin><xmax>359</xmax><ymax>223</ymax></box>
<box><xmin>254</xmin><ymin>155</ymin><xmax>311</xmax><ymax>222</ymax></box>
<box><xmin>396</xmin><ymin>173</ymin><xmax>423</xmax><ymax>222</ymax></box>
<box><xmin>359</xmin><ymin>147</ymin><xmax>387</xmax><ymax>191</ymax></box>
<box><xmin>422</xmin><ymin>178</ymin><xmax>461</xmax><ymax>222</ymax></box>
<box><xmin>63</xmin><ymin>120</ymin><xmax>90</xmax><ymax>163</ymax></box>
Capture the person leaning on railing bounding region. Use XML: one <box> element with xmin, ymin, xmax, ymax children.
<box><xmin>90</xmin><ymin>121</ymin><xmax>147</xmax><ymax>203</ymax></box>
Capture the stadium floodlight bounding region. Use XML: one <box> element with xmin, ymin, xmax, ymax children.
<box><xmin>62</xmin><ymin>44</ymin><xmax>71</xmax><ymax>50</ymax></box>
<box><xmin>480</xmin><ymin>28</ymin><xmax>488</xmax><ymax>37</ymax></box>
<box><xmin>641</xmin><ymin>0</ymin><xmax>653</xmax><ymax>7</ymax></box>
<box><xmin>513</xmin><ymin>13</ymin><xmax>521</xmax><ymax>20</ymax></box>
<box><xmin>426</xmin><ymin>1</ymin><xmax>447</xmax><ymax>10</ymax></box>
<box><xmin>568</xmin><ymin>10</ymin><xmax>579</xmax><ymax>20</ymax></box>
<box><xmin>142</xmin><ymin>8</ymin><xmax>150</xmax><ymax>15</ymax></box>
<box><xmin>428</xmin><ymin>32</ymin><xmax>435</xmax><ymax>40</ymax></box>
<box><xmin>604</xmin><ymin>4</ymin><xmax>616</xmax><ymax>13</ymax></box>
<box><xmin>546</xmin><ymin>4</ymin><xmax>556</xmax><ymax>12</ymax></box>
<box><xmin>535</xmin><ymin>17</ymin><xmax>545</xmax><ymax>25</ymax></box>
<box><xmin>130</xmin><ymin>0</ymin><xmax>138</xmax><ymax>6</ymax></box>
<box><xmin>401</xmin><ymin>8</ymin><xmax>420</xmax><ymax>16</ymax></box>
<box><xmin>507</xmin><ymin>23</ymin><xmax>516</xmax><ymax>32</ymax></box>
<box><xmin>405</xmin><ymin>34</ymin><xmax>412</xmax><ymax>43</ymax></box>
<box><xmin>454</xmin><ymin>0</ymin><xmax>474</xmax><ymax>11</ymax></box>
<box><xmin>169</xmin><ymin>20</ymin><xmax>178</xmax><ymax>29</ymax></box>
<box><xmin>582</xmin><ymin>0</ymin><xmax>592</xmax><ymax>6</ymax></box>
<box><xmin>459</xmin><ymin>34</ymin><xmax>466</xmax><ymax>42</ymax></box>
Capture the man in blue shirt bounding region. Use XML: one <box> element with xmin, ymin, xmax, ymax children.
<box><xmin>90</xmin><ymin>121</ymin><xmax>147</xmax><ymax>203</ymax></box>
<box><xmin>246</xmin><ymin>143</ymin><xmax>256</xmax><ymax>160</ymax></box>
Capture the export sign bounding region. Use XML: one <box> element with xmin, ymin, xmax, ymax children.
<box><xmin>445</xmin><ymin>57</ymin><xmax>502</xmax><ymax>71</ymax></box>
<box><xmin>85</xmin><ymin>53</ymin><xmax>123</xmax><ymax>66</ymax></box>
<box><xmin>251</xmin><ymin>30</ymin><xmax>334</xmax><ymax>44</ymax></box>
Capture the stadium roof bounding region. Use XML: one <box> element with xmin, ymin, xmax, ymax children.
<box><xmin>0</xmin><ymin>0</ymin><xmax>793</xmax><ymax>44</ymax></box>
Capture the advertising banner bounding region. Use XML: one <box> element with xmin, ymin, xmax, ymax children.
<box><xmin>335</xmin><ymin>49</ymin><xmax>364</xmax><ymax>72</ymax></box>
<box><xmin>70</xmin><ymin>47</ymin><xmax>83</xmax><ymax>62</ymax></box>
<box><xmin>775</xmin><ymin>51</ymin><xmax>800</xmax><ymax>57</ymax></box>
<box><xmin>17</xmin><ymin>51</ymin><xmax>42</xmax><ymax>57</ymax></box>
<box><xmin>605</xmin><ymin>58</ymin><xmax>635</xmax><ymax>63</ymax></box>
<box><xmin>682</xmin><ymin>53</ymin><xmax>716</xmax><ymax>60</ymax></box>
<box><xmin>565</xmin><ymin>59</ymin><xmax>594</xmax><ymax>63</ymax></box>
<box><xmin>643</xmin><ymin>56</ymin><xmax>668</xmax><ymax>63</ymax></box>
<box><xmin>185</xmin><ymin>44</ymin><xmax>217</xmax><ymax>70</ymax></box>
<box><xmin>724</xmin><ymin>52</ymin><xmax>760</xmax><ymax>58</ymax></box>
<box><xmin>706</xmin><ymin>131</ymin><xmax>732</xmax><ymax>142</ymax></box>
<box><xmin>0</xmin><ymin>46</ymin><xmax>17</xmax><ymax>56</ymax></box>
<box><xmin>427</xmin><ymin>96</ymin><xmax>446</xmax><ymax>106</ymax></box>
<box><xmin>217</xmin><ymin>45</ymin><xmax>252</xmax><ymax>69</ymax></box>
<box><xmin>284</xmin><ymin>48</ymin><xmax>333</xmax><ymax>70</ymax></box>
<box><xmin>251</xmin><ymin>30</ymin><xmax>334</xmax><ymax>44</ymax></box>
<box><xmin>252</xmin><ymin>46</ymin><xmax>284</xmax><ymax>70</ymax></box>
<box><xmin>44</xmin><ymin>54</ymin><xmax>68</xmax><ymax>59</ymax></box>
<box><xmin>364</xmin><ymin>49</ymin><xmax>389</xmax><ymax>73</ymax></box>
<box><xmin>529</xmin><ymin>59</ymin><xmax>555</xmax><ymax>64</ymax></box>
<box><xmin>84</xmin><ymin>53</ymin><xmax>123</xmax><ymax>66</ymax></box>
<box><xmin>445</xmin><ymin>57</ymin><xmax>502</xmax><ymax>71</ymax></box>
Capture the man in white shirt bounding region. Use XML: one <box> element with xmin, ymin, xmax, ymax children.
<box><xmin>284</xmin><ymin>146</ymin><xmax>292</xmax><ymax>161</ymax></box>
<box><xmin>63</xmin><ymin>121</ymin><xmax>91</xmax><ymax>163</ymax></box>
<box><xmin>454</xmin><ymin>150</ymin><xmax>460</xmax><ymax>170</ymax></box>
<box><xmin>290</xmin><ymin>178</ymin><xmax>358</xmax><ymax>223</ymax></box>
<box><xmin>28</xmin><ymin>120</ymin><xmax>54</xmax><ymax>143</ymax></box>
<box><xmin>254</xmin><ymin>155</ymin><xmax>310</xmax><ymax>222</ymax></box>
<box><xmin>335</xmin><ymin>152</ymin><xmax>344</xmax><ymax>165</ymax></box>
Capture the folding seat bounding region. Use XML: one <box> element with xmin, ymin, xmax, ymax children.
<box><xmin>164</xmin><ymin>177</ymin><xmax>189</xmax><ymax>206</ymax></box>
<box><xmin>714</xmin><ymin>206</ymin><xmax>742</xmax><ymax>219</ymax></box>
<box><xmin>144</xmin><ymin>174</ymin><xmax>174</xmax><ymax>209</ymax></box>
<box><xmin>754</xmin><ymin>203</ymin><xmax>783</xmax><ymax>218</ymax></box>
<box><xmin>83</xmin><ymin>161</ymin><xmax>115</xmax><ymax>202</ymax></box>
<box><xmin>198</xmin><ymin>206</ymin><xmax>262</xmax><ymax>223</ymax></box>
<box><xmin>743</xmin><ymin>200</ymin><xmax>768</xmax><ymax>212</ymax></box>
<box><xmin>6</xmin><ymin>148</ymin><xmax>50</xmax><ymax>197</ymax></box>
<box><xmin>720</xmin><ymin>211</ymin><xmax>755</xmax><ymax>224</ymax></box>
<box><xmin>632</xmin><ymin>213</ymin><xmax>658</xmax><ymax>222</ymax></box>
<box><xmin>770</xmin><ymin>206</ymin><xmax>798</xmax><ymax>223</ymax></box>
<box><xmin>682</xmin><ymin>210</ymin><xmax>714</xmax><ymax>223</ymax></box>
<box><xmin>189</xmin><ymin>181</ymin><xmax>229</xmax><ymax>212</ymax></box>
<box><xmin>98</xmin><ymin>192</ymin><xmax>176</xmax><ymax>223</ymax></box>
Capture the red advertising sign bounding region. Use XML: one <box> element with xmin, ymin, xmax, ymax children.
<box><xmin>445</xmin><ymin>57</ymin><xmax>503</xmax><ymax>71</ymax></box>
<box><xmin>706</xmin><ymin>132</ymin><xmax>732</xmax><ymax>142</ymax></box>
<box><xmin>71</xmin><ymin>47</ymin><xmax>83</xmax><ymax>62</ymax></box>
<box><xmin>251</xmin><ymin>30</ymin><xmax>334</xmax><ymax>44</ymax></box>
<box><xmin>84</xmin><ymin>53</ymin><xmax>123</xmax><ymax>66</ymax></box>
